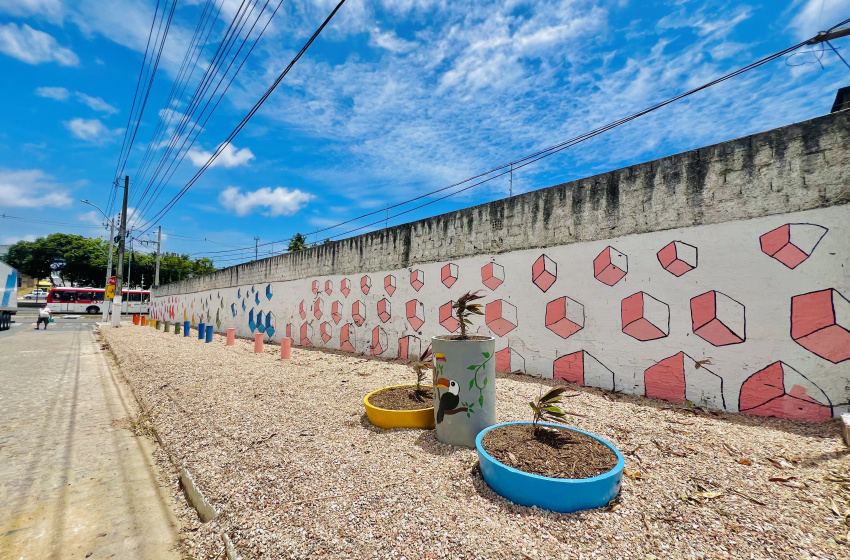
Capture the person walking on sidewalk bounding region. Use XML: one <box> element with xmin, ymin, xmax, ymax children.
<box><xmin>37</xmin><ymin>303</ymin><xmax>51</xmax><ymax>330</ymax></box>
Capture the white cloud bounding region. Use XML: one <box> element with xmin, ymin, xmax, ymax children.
<box><xmin>0</xmin><ymin>23</ymin><xmax>78</xmax><ymax>66</ymax></box>
<box><xmin>219</xmin><ymin>186</ymin><xmax>313</xmax><ymax>217</ymax></box>
<box><xmin>64</xmin><ymin>118</ymin><xmax>115</xmax><ymax>142</ymax></box>
<box><xmin>187</xmin><ymin>143</ymin><xmax>255</xmax><ymax>169</ymax></box>
<box><xmin>788</xmin><ymin>0</ymin><xmax>846</xmax><ymax>40</ymax></box>
<box><xmin>1</xmin><ymin>234</ymin><xmax>38</xmax><ymax>244</ymax></box>
<box><xmin>74</xmin><ymin>92</ymin><xmax>118</xmax><ymax>114</ymax></box>
<box><xmin>0</xmin><ymin>169</ymin><xmax>72</xmax><ymax>208</ymax></box>
<box><xmin>35</xmin><ymin>86</ymin><xmax>70</xmax><ymax>100</ymax></box>
<box><xmin>0</xmin><ymin>0</ymin><xmax>64</xmax><ymax>23</ymax></box>
<box><xmin>369</xmin><ymin>28</ymin><xmax>417</xmax><ymax>53</ymax></box>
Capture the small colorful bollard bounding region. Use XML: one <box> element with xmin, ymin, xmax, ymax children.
<box><xmin>254</xmin><ymin>333</ymin><xmax>263</xmax><ymax>353</ymax></box>
<box><xmin>164</xmin><ymin>321</ymin><xmax>170</xmax><ymax>332</ymax></box>
<box><xmin>133</xmin><ymin>315</ymin><xmax>140</xmax><ymax>325</ymax></box>
<box><xmin>174</xmin><ymin>322</ymin><xmax>180</xmax><ymax>334</ymax></box>
<box><xmin>226</xmin><ymin>328</ymin><xmax>235</xmax><ymax>346</ymax></box>
<box><xmin>183</xmin><ymin>321</ymin><xmax>190</xmax><ymax>337</ymax></box>
<box><xmin>155</xmin><ymin>320</ymin><xmax>160</xmax><ymax>330</ymax></box>
<box><xmin>205</xmin><ymin>324</ymin><xmax>214</xmax><ymax>343</ymax></box>
<box><xmin>280</xmin><ymin>337</ymin><xmax>292</xmax><ymax>360</ymax></box>
<box><xmin>198</xmin><ymin>322</ymin><xmax>205</xmax><ymax>340</ymax></box>
<box><xmin>141</xmin><ymin>317</ymin><xmax>146</xmax><ymax>326</ymax></box>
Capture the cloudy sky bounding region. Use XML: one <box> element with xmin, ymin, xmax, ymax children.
<box><xmin>0</xmin><ymin>0</ymin><xmax>847</xmax><ymax>267</ymax></box>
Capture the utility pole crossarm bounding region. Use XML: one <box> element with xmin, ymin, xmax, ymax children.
<box><xmin>807</xmin><ymin>27</ymin><xmax>850</xmax><ymax>44</ymax></box>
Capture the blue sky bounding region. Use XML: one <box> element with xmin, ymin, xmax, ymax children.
<box><xmin>0</xmin><ymin>0</ymin><xmax>847</xmax><ymax>268</ymax></box>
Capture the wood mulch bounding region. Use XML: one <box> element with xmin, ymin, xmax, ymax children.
<box><xmin>367</xmin><ymin>385</ymin><xmax>434</xmax><ymax>410</ymax></box>
<box><xmin>482</xmin><ymin>423</ymin><xmax>618</xmax><ymax>479</ymax></box>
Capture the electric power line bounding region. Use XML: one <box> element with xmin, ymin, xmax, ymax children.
<box><xmin>186</xmin><ymin>17</ymin><xmax>850</xmax><ymax>262</ymax></box>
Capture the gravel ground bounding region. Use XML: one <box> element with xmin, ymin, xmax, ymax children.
<box><xmin>100</xmin><ymin>325</ymin><xmax>850</xmax><ymax>560</ymax></box>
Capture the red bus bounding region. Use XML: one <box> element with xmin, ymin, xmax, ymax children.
<box><xmin>46</xmin><ymin>287</ymin><xmax>151</xmax><ymax>315</ymax></box>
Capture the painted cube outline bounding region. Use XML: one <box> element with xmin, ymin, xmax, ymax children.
<box><xmin>360</xmin><ymin>275</ymin><xmax>371</xmax><ymax>295</ymax></box>
<box><xmin>485</xmin><ymin>299</ymin><xmax>518</xmax><ymax>337</ymax></box>
<box><xmin>331</xmin><ymin>301</ymin><xmax>343</xmax><ymax>324</ymax></box>
<box><xmin>593</xmin><ymin>246</ymin><xmax>628</xmax><ymax>286</ymax></box>
<box><xmin>532</xmin><ymin>254</ymin><xmax>557</xmax><ymax>292</ymax></box>
<box><xmin>441</xmin><ymin>263</ymin><xmax>458</xmax><ymax>288</ymax></box>
<box><xmin>320</xmin><ymin>321</ymin><xmax>333</xmax><ymax>343</ymax></box>
<box><xmin>406</xmin><ymin>299</ymin><xmax>425</xmax><ymax>331</ymax></box>
<box><xmin>340</xmin><ymin>278</ymin><xmax>351</xmax><ymax>297</ymax></box>
<box><xmin>791</xmin><ymin>288</ymin><xmax>850</xmax><ymax>364</ymax></box>
<box><xmin>384</xmin><ymin>274</ymin><xmax>396</xmax><ymax>296</ymax></box>
<box><xmin>439</xmin><ymin>301</ymin><xmax>460</xmax><ymax>333</ymax></box>
<box><xmin>621</xmin><ymin>291</ymin><xmax>670</xmax><ymax>341</ymax></box>
<box><xmin>377</xmin><ymin>298</ymin><xmax>392</xmax><ymax>323</ymax></box>
<box><xmin>313</xmin><ymin>297</ymin><xmax>323</xmax><ymax>321</ymax></box>
<box><xmin>760</xmin><ymin>223</ymin><xmax>828</xmax><ymax>269</ymax></box>
<box><xmin>410</xmin><ymin>269</ymin><xmax>424</xmax><ymax>292</ymax></box>
<box><xmin>738</xmin><ymin>360</ymin><xmax>832</xmax><ymax>421</ymax></box>
<box><xmin>657</xmin><ymin>241</ymin><xmax>697</xmax><ymax>277</ymax></box>
<box><xmin>482</xmin><ymin>262</ymin><xmax>505</xmax><ymax>291</ymax></box>
<box><xmin>690</xmin><ymin>290</ymin><xmax>746</xmax><ymax>347</ymax></box>
<box><xmin>351</xmin><ymin>300</ymin><xmax>366</xmax><ymax>327</ymax></box>
<box><xmin>545</xmin><ymin>296</ymin><xmax>585</xmax><ymax>339</ymax></box>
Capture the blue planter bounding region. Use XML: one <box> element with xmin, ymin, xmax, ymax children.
<box><xmin>475</xmin><ymin>421</ymin><xmax>624</xmax><ymax>513</ymax></box>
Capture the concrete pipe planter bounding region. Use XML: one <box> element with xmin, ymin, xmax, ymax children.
<box><xmin>432</xmin><ymin>335</ymin><xmax>496</xmax><ymax>448</ymax></box>
<box><xmin>364</xmin><ymin>385</ymin><xmax>435</xmax><ymax>429</ymax></box>
<box><xmin>475</xmin><ymin>421</ymin><xmax>624</xmax><ymax>513</ymax></box>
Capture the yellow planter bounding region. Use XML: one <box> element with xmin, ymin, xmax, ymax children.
<box><xmin>364</xmin><ymin>385</ymin><xmax>435</xmax><ymax>430</ymax></box>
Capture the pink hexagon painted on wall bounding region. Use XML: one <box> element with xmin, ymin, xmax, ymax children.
<box><xmin>439</xmin><ymin>301</ymin><xmax>460</xmax><ymax>333</ymax></box>
<box><xmin>657</xmin><ymin>241</ymin><xmax>697</xmax><ymax>277</ymax></box>
<box><xmin>340</xmin><ymin>278</ymin><xmax>351</xmax><ymax>297</ymax></box>
<box><xmin>313</xmin><ymin>297</ymin><xmax>323</xmax><ymax>321</ymax></box>
<box><xmin>739</xmin><ymin>361</ymin><xmax>832</xmax><ymax>421</ymax></box>
<box><xmin>554</xmin><ymin>351</ymin><xmax>615</xmax><ymax>391</ymax></box>
<box><xmin>532</xmin><ymin>254</ymin><xmax>557</xmax><ymax>292</ymax></box>
<box><xmin>760</xmin><ymin>223</ymin><xmax>827</xmax><ymax>269</ymax></box>
<box><xmin>482</xmin><ymin>262</ymin><xmax>505</xmax><ymax>291</ymax></box>
<box><xmin>384</xmin><ymin>275</ymin><xmax>396</xmax><ymax>296</ymax></box>
<box><xmin>495</xmin><ymin>347</ymin><xmax>525</xmax><ymax>374</ymax></box>
<box><xmin>300</xmin><ymin>322</ymin><xmax>313</xmax><ymax>347</ymax></box>
<box><xmin>311</xmin><ymin>280</ymin><xmax>320</xmax><ymax>295</ymax></box>
<box><xmin>351</xmin><ymin>300</ymin><xmax>365</xmax><ymax>327</ymax></box>
<box><xmin>299</xmin><ymin>300</ymin><xmax>306</xmax><ymax>320</ymax></box>
<box><xmin>340</xmin><ymin>323</ymin><xmax>356</xmax><ymax>353</ymax></box>
<box><xmin>320</xmin><ymin>321</ymin><xmax>332</xmax><ymax>343</ymax></box>
<box><xmin>545</xmin><ymin>296</ymin><xmax>584</xmax><ymax>339</ymax></box>
<box><xmin>691</xmin><ymin>291</ymin><xmax>745</xmax><ymax>346</ymax></box>
<box><xmin>331</xmin><ymin>301</ymin><xmax>343</xmax><ymax>324</ymax></box>
<box><xmin>644</xmin><ymin>352</ymin><xmax>725</xmax><ymax>410</ymax></box>
<box><xmin>371</xmin><ymin>326</ymin><xmax>388</xmax><ymax>356</ymax></box>
<box><xmin>410</xmin><ymin>269</ymin><xmax>424</xmax><ymax>292</ymax></box>
<box><xmin>621</xmin><ymin>292</ymin><xmax>669</xmax><ymax>341</ymax></box>
<box><xmin>406</xmin><ymin>299</ymin><xmax>425</xmax><ymax>331</ymax></box>
<box><xmin>324</xmin><ymin>280</ymin><xmax>333</xmax><ymax>296</ymax></box>
<box><xmin>360</xmin><ymin>275</ymin><xmax>371</xmax><ymax>295</ymax></box>
<box><xmin>398</xmin><ymin>335</ymin><xmax>421</xmax><ymax>361</ymax></box>
<box><xmin>791</xmin><ymin>288</ymin><xmax>850</xmax><ymax>363</ymax></box>
<box><xmin>377</xmin><ymin>298</ymin><xmax>391</xmax><ymax>323</ymax></box>
<box><xmin>593</xmin><ymin>246</ymin><xmax>628</xmax><ymax>286</ymax></box>
<box><xmin>485</xmin><ymin>299</ymin><xmax>518</xmax><ymax>337</ymax></box>
<box><xmin>441</xmin><ymin>263</ymin><xmax>458</xmax><ymax>288</ymax></box>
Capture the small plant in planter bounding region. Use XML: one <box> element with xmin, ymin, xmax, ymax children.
<box><xmin>475</xmin><ymin>384</ymin><xmax>625</xmax><ymax>513</ymax></box>
<box><xmin>363</xmin><ymin>345</ymin><xmax>436</xmax><ymax>430</ymax></box>
<box><xmin>432</xmin><ymin>290</ymin><xmax>496</xmax><ymax>447</ymax></box>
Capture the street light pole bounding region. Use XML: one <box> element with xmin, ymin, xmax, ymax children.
<box><xmin>154</xmin><ymin>225</ymin><xmax>162</xmax><ymax>287</ymax></box>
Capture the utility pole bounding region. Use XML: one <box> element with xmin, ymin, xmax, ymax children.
<box><xmin>127</xmin><ymin>237</ymin><xmax>133</xmax><ymax>289</ymax></box>
<box><xmin>154</xmin><ymin>225</ymin><xmax>162</xmax><ymax>287</ymax></box>
<box><xmin>102</xmin><ymin>220</ymin><xmax>115</xmax><ymax>323</ymax></box>
<box><xmin>111</xmin><ymin>176</ymin><xmax>129</xmax><ymax>327</ymax></box>
<box><xmin>254</xmin><ymin>236</ymin><xmax>260</xmax><ymax>261</ymax></box>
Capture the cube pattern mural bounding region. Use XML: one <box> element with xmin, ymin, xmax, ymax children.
<box><xmin>738</xmin><ymin>361</ymin><xmax>831</xmax><ymax>421</ymax></box>
<box><xmin>410</xmin><ymin>269</ymin><xmax>424</xmax><ymax>292</ymax></box>
<box><xmin>377</xmin><ymin>298</ymin><xmax>391</xmax><ymax>323</ymax></box>
<box><xmin>621</xmin><ymin>292</ymin><xmax>669</xmax><ymax>341</ymax></box>
<box><xmin>532</xmin><ymin>254</ymin><xmax>557</xmax><ymax>292</ymax></box>
<box><xmin>485</xmin><ymin>299</ymin><xmax>518</xmax><ymax>337</ymax></box>
<box><xmin>441</xmin><ymin>263</ymin><xmax>458</xmax><ymax>288</ymax></box>
<box><xmin>554</xmin><ymin>351</ymin><xmax>615</xmax><ymax>391</ymax></box>
<box><xmin>439</xmin><ymin>301</ymin><xmax>460</xmax><ymax>333</ymax></box>
<box><xmin>545</xmin><ymin>296</ymin><xmax>585</xmax><ymax>339</ymax></box>
<box><xmin>690</xmin><ymin>291</ymin><xmax>746</xmax><ymax>346</ymax></box>
<box><xmin>482</xmin><ymin>262</ymin><xmax>505</xmax><ymax>290</ymax></box>
<box><xmin>384</xmin><ymin>275</ymin><xmax>396</xmax><ymax>296</ymax></box>
<box><xmin>644</xmin><ymin>352</ymin><xmax>725</xmax><ymax>410</ymax></box>
<box><xmin>406</xmin><ymin>299</ymin><xmax>425</xmax><ymax>331</ymax></box>
<box><xmin>593</xmin><ymin>246</ymin><xmax>628</xmax><ymax>286</ymax></box>
<box><xmin>791</xmin><ymin>288</ymin><xmax>850</xmax><ymax>363</ymax></box>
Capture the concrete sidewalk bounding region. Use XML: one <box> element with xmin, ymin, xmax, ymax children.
<box><xmin>0</xmin><ymin>323</ymin><xmax>181</xmax><ymax>559</ymax></box>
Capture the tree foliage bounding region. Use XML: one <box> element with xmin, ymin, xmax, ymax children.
<box><xmin>288</xmin><ymin>233</ymin><xmax>307</xmax><ymax>252</ymax></box>
<box><xmin>1</xmin><ymin>233</ymin><xmax>217</xmax><ymax>289</ymax></box>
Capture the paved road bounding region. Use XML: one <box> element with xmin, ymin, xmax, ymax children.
<box><xmin>0</xmin><ymin>318</ymin><xmax>181</xmax><ymax>559</ymax></box>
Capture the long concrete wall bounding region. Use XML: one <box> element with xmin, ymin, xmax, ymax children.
<box><xmin>152</xmin><ymin>110</ymin><xmax>850</xmax><ymax>421</ymax></box>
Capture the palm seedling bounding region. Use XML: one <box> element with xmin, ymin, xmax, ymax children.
<box><xmin>453</xmin><ymin>290</ymin><xmax>485</xmax><ymax>340</ymax></box>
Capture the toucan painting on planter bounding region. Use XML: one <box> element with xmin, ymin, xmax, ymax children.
<box><xmin>432</xmin><ymin>291</ymin><xmax>496</xmax><ymax>448</ymax></box>
<box><xmin>364</xmin><ymin>346</ymin><xmax>436</xmax><ymax>430</ymax></box>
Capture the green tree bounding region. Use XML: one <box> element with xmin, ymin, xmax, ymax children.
<box><xmin>288</xmin><ymin>233</ymin><xmax>307</xmax><ymax>252</ymax></box>
<box><xmin>1</xmin><ymin>234</ymin><xmax>221</xmax><ymax>289</ymax></box>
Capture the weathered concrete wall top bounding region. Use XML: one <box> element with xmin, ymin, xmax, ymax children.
<box><xmin>156</xmin><ymin>110</ymin><xmax>850</xmax><ymax>297</ymax></box>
